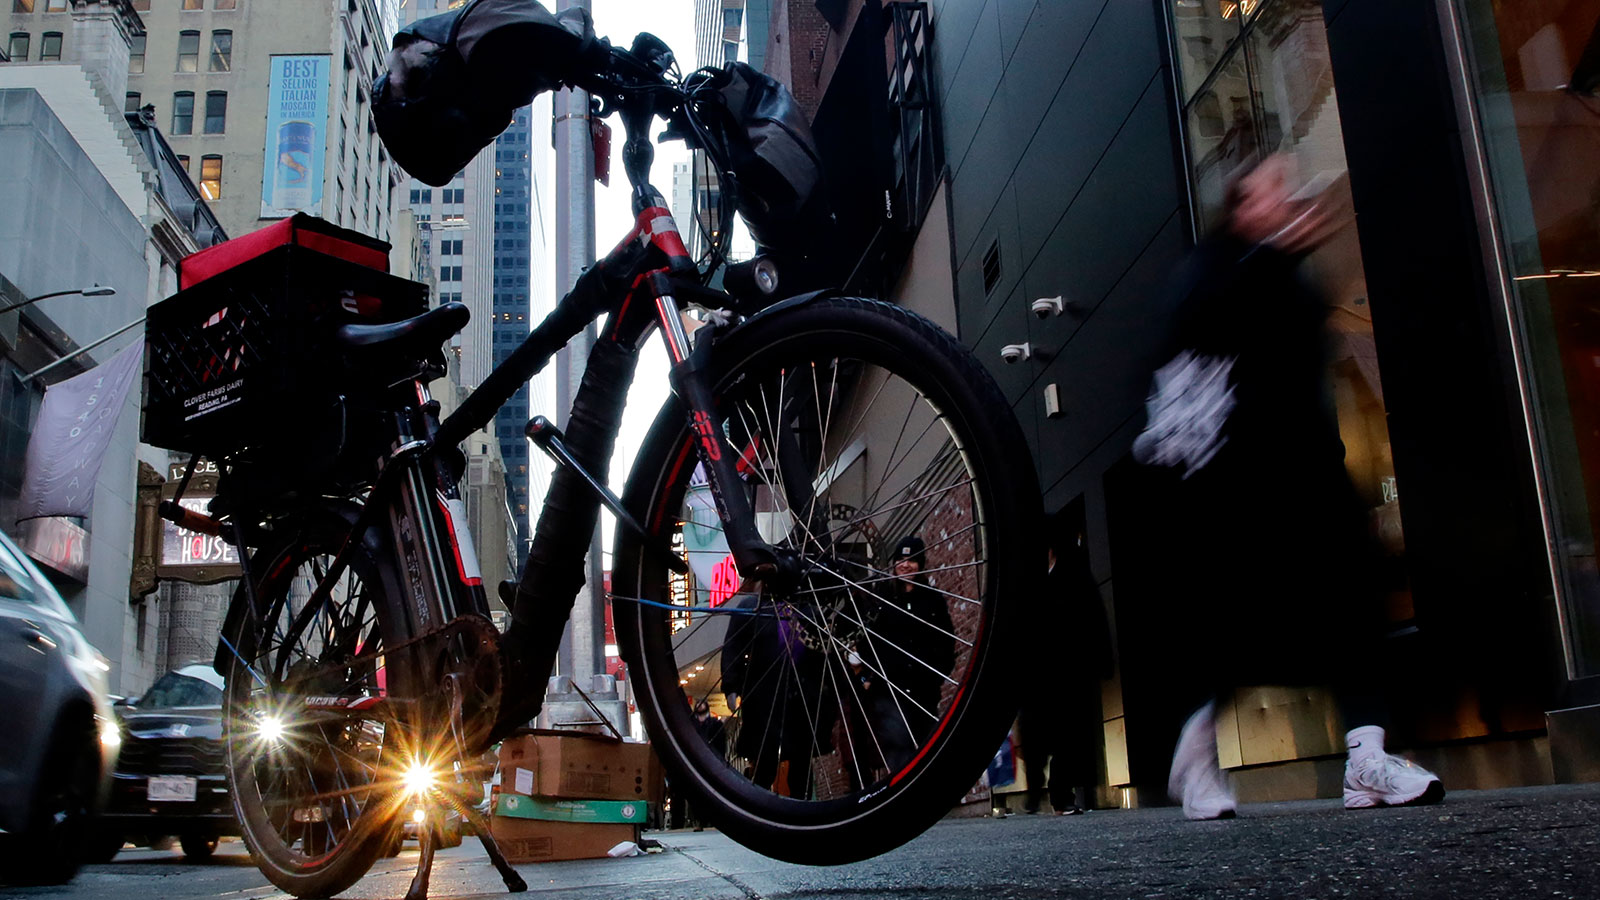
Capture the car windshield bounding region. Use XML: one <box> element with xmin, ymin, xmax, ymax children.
<box><xmin>137</xmin><ymin>672</ymin><xmax>222</xmax><ymax>709</ymax></box>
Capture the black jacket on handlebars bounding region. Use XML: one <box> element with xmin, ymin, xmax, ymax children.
<box><xmin>374</xmin><ymin>0</ymin><xmax>607</xmax><ymax>186</ymax></box>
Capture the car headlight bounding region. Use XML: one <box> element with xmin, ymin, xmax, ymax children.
<box><xmin>99</xmin><ymin>719</ymin><xmax>122</xmax><ymax>751</ymax></box>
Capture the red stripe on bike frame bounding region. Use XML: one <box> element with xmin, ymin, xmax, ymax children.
<box><xmin>435</xmin><ymin>496</ymin><xmax>483</xmax><ymax>587</ymax></box>
<box><xmin>609</xmin><ymin>269</ymin><xmax>667</xmax><ymax>341</ymax></box>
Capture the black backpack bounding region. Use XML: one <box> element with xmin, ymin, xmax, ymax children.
<box><xmin>374</xmin><ymin>0</ymin><xmax>605</xmax><ymax>185</ymax></box>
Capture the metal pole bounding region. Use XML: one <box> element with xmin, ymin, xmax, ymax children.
<box><xmin>19</xmin><ymin>316</ymin><xmax>143</xmax><ymax>385</ymax></box>
<box><xmin>552</xmin><ymin>0</ymin><xmax>603</xmax><ymax>689</ymax></box>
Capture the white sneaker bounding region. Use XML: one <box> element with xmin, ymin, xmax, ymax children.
<box><xmin>1168</xmin><ymin>701</ymin><xmax>1236</xmax><ymax>820</ymax></box>
<box><xmin>1343</xmin><ymin>752</ymin><xmax>1445</xmax><ymax>809</ymax></box>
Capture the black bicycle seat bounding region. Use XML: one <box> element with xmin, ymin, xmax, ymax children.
<box><xmin>335</xmin><ymin>301</ymin><xmax>470</xmax><ymax>356</ymax></box>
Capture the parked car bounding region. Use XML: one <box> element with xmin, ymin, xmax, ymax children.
<box><xmin>0</xmin><ymin>529</ymin><xmax>116</xmax><ymax>885</ymax></box>
<box><xmin>98</xmin><ymin>664</ymin><xmax>238</xmax><ymax>861</ymax></box>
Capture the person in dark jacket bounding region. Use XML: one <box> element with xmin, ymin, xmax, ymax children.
<box><xmin>719</xmin><ymin>594</ymin><xmax>830</xmax><ymax>798</ymax></box>
<box><xmin>1018</xmin><ymin>514</ymin><xmax>1112</xmax><ymax>815</ymax></box>
<box><xmin>1138</xmin><ymin>154</ymin><xmax>1443</xmax><ymax>819</ymax></box>
<box><xmin>865</xmin><ymin>535</ymin><xmax>957</xmax><ymax>772</ymax></box>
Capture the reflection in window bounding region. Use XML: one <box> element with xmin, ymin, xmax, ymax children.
<box><xmin>177</xmin><ymin>30</ymin><xmax>199</xmax><ymax>72</ymax></box>
<box><xmin>199</xmin><ymin>155</ymin><xmax>221</xmax><ymax>199</ymax></box>
<box><xmin>1457</xmin><ymin>0</ymin><xmax>1600</xmax><ymax>674</ymax></box>
<box><xmin>7</xmin><ymin>32</ymin><xmax>27</xmax><ymax>61</ymax></box>
<box><xmin>203</xmin><ymin>91</ymin><xmax>226</xmax><ymax>133</ymax></box>
<box><xmin>183</xmin><ymin>0</ymin><xmax>203</xmax><ymax>10</ymax></box>
<box><xmin>215</xmin><ymin>0</ymin><xmax>236</xmax><ymax>7</ymax></box>
<box><xmin>44</xmin><ymin>0</ymin><xmax>64</xmax><ymax>11</ymax></box>
<box><xmin>171</xmin><ymin>91</ymin><xmax>193</xmax><ymax>134</ymax></box>
<box><xmin>209</xmin><ymin>30</ymin><xmax>231</xmax><ymax>71</ymax></box>
<box><xmin>11</xmin><ymin>0</ymin><xmax>31</xmax><ymax>12</ymax></box>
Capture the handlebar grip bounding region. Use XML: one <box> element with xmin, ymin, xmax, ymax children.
<box><xmin>158</xmin><ymin>500</ymin><xmax>223</xmax><ymax>537</ymax></box>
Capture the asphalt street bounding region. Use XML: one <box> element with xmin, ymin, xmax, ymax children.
<box><xmin>12</xmin><ymin>784</ymin><xmax>1600</xmax><ymax>900</ymax></box>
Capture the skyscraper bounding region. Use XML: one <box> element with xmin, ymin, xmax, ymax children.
<box><xmin>492</xmin><ymin>97</ymin><xmax>556</xmax><ymax>566</ymax></box>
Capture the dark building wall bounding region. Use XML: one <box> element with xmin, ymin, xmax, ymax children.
<box><xmin>932</xmin><ymin>0</ymin><xmax>1188</xmax><ymax>523</ymax></box>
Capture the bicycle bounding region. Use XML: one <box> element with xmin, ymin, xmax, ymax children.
<box><xmin>146</xmin><ymin>23</ymin><xmax>1042</xmax><ymax>900</ymax></box>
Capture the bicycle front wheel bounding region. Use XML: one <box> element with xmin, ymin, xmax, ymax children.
<box><xmin>221</xmin><ymin>507</ymin><xmax>412</xmax><ymax>898</ymax></box>
<box><xmin>614</xmin><ymin>296</ymin><xmax>1042</xmax><ymax>864</ymax></box>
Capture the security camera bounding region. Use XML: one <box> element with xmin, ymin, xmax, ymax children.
<box><xmin>1031</xmin><ymin>296</ymin><xmax>1065</xmax><ymax>319</ymax></box>
<box><xmin>999</xmin><ymin>342</ymin><xmax>1032</xmax><ymax>365</ymax></box>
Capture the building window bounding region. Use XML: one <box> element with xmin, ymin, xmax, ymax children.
<box><xmin>198</xmin><ymin>155</ymin><xmax>221</xmax><ymax>200</ymax></box>
<box><xmin>7</xmin><ymin>33</ymin><xmax>27</xmax><ymax>61</ymax></box>
<box><xmin>131</xmin><ymin>0</ymin><xmax>149</xmax><ymax>9</ymax></box>
<box><xmin>128</xmin><ymin>33</ymin><xmax>144</xmax><ymax>73</ymax></box>
<box><xmin>203</xmin><ymin>91</ymin><xmax>226</xmax><ymax>133</ymax></box>
<box><xmin>176</xmin><ymin>154</ymin><xmax>189</xmax><ymax>172</ymax></box>
<box><xmin>214</xmin><ymin>0</ymin><xmax>236</xmax><ymax>7</ymax></box>
<box><xmin>44</xmin><ymin>0</ymin><xmax>64</xmax><ymax>11</ymax></box>
<box><xmin>183</xmin><ymin>0</ymin><xmax>203</xmax><ymax>9</ymax></box>
<box><xmin>124</xmin><ymin>91</ymin><xmax>140</xmax><ymax>112</ymax></box>
<box><xmin>171</xmin><ymin>91</ymin><xmax>193</xmax><ymax>134</ymax></box>
<box><xmin>208</xmin><ymin>30</ymin><xmax>231</xmax><ymax>72</ymax></box>
<box><xmin>723</xmin><ymin>40</ymin><xmax>738</xmax><ymax>65</ymax></box>
<box><xmin>38</xmin><ymin>30</ymin><xmax>59</xmax><ymax>61</ymax></box>
<box><xmin>11</xmin><ymin>1</ymin><xmax>31</xmax><ymax>13</ymax></box>
<box><xmin>723</xmin><ymin>7</ymin><xmax>741</xmax><ymax>30</ymax></box>
<box><xmin>176</xmin><ymin>30</ymin><xmax>200</xmax><ymax>72</ymax></box>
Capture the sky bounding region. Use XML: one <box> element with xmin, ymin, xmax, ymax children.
<box><xmin>569</xmin><ymin>0</ymin><xmax>699</xmax><ymax>565</ymax></box>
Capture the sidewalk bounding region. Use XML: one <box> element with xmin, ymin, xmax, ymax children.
<box><xmin>274</xmin><ymin>783</ymin><xmax>1600</xmax><ymax>900</ymax></box>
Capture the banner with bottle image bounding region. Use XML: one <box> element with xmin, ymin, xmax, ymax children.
<box><xmin>260</xmin><ymin>54</ymin><xmax>330</xmax><ymax>219</ymax></box>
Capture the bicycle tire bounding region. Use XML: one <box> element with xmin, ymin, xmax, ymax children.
<box><xmin>614</xmin><ymin>295</ymin><xmax>1042</xmax><ymax>864</ymax></box>
<box><xmin>221</xmin><ymin>506</ymin><xmax>413</xmax><ymax>898</ymax></box>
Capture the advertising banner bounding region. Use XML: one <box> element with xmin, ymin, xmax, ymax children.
<box><xmin>16</xmin><ymin>338</ymin><xmax>144</xmax><ymax>522</ymax></box>
<box><xmin>261</xmin><ymin>54</ymin><xmax>330</xmax><ymax>219</ymax></box>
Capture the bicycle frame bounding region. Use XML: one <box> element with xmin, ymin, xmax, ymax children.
<box><xmin>285</xmin><ymin>87</ymin><xmax>785</xmax><ymax>738</ymax></box>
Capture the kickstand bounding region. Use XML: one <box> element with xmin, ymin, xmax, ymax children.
<box><xmin>442</xmin><ymin>788</ymin><xmax>527</xmax><ymax>892</ymax></box>
<box><xmin>439</xmin><ymin>672</ymin><xmax>528</xmax><ymax>894</ymax></box>
<box><xmin>403</xmin><ymin>805</ymin><xmax>438</xmax><ymax>900</ymax></box>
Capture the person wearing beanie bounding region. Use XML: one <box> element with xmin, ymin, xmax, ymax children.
<box><xmin>862</xmin><ymin>534</ymin><xmax>956</xmax><ymax>771</ymax></box>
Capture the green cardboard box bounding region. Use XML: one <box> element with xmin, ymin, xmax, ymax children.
<box><xmin>494</xmin><ymin>793</ymin><xmax>650</xmax><ymax>824</ymax></box>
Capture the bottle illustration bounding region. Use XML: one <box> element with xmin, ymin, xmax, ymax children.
<box><xmin>272</xmin><ymin>120</ymin><xmax>315</xmax><ymax>210</ymax></box>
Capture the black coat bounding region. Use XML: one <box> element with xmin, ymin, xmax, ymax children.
<box><xmin>1146</xmin><ymin>234</ymin><xmax>1381</xmax><ymax>686</ymax></box>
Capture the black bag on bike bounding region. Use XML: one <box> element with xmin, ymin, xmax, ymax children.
<box><xmin>689</xmin><ymin>62</ymin><xmax>827</xmax><ymax>250</ymax></box>
<box><xmin>374</xmin><ymin>0</ymin><xmax>606</xmax><ymax>185</ymax></box>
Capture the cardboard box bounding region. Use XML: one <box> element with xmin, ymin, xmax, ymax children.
<box><xmin>488</xmin><ymin>816</ymin><xmax>637</xmax><ymax>863</ymax></box>
<box><xmin>494</xmin><ymin>794</ymin><xmax>650</xmax><ymax>824</ymax></box>
<box><xmin>498</xmin><ymin>732</ymin><xmax>663</xmax><ymax>803</ymax></box>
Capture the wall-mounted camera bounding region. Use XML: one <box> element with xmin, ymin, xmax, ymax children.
<box><xmin>1031</xmin><ymin>296</ymin><xmax>1065</xmax><ymax>319</ymax></box>
<box><xmin>999</xmin><ymin>342</ymin><xmax>1032</xmax><ymax>365</ymax></box>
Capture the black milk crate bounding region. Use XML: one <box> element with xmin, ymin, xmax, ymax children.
<box><xmin>143</xmin><ymin>245</ymin><xmax>429</xmax><ymax>456</ymax></box>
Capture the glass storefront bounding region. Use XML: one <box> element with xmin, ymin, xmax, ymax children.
<box><xmin>1455</xmin><ymin>0</ymin><xmax>1600</xmax><ymax>679</ymax></box>
<box><xmin>1168</xmin><ymin>0</ymin><xmax>1414</xmax><ymax>625</ymax></box>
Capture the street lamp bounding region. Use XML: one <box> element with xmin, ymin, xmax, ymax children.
<box><xmin>0</xmin><ymin>284</ymin><xmax>116</xmax><ymax>317</ymax></box>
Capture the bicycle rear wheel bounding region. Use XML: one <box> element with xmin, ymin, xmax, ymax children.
<box><xmin>222</xmin><ymin>507</ymin><xmax>411</xmax><ymax>898</ymax></box>
<box><xmin>614</xmin><ymin>296</ymin><xmax>1042</xmax><ymax>864</ymax></box>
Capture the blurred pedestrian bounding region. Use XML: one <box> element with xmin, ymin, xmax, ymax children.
<box><xmin>1018</xmin><ymin>514</ymin><xmax>1112</xmax><ymax>815</ymax></box>
<box><xmin>1134</xmin><ymin>154</ymin><xmax>1443</xmax><ymax>820</ymax></box>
